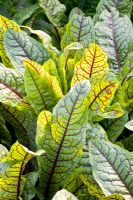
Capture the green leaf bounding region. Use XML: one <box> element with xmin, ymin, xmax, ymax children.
<box><xmin>89</xmin><ymin>140</ymin><xmax>133</xmax><ymax>200</ymax></box>
<box><xmin>94</xmin><ymin>0</ymin><xmax>133</xmax><ymax>22</ymax></box>
<box><xmin>61</xmin><ymin>13</ymin><xmax>95</xmax><ymax>49</ymax></box>
<box><xmin>72</xmin><ymin>43</ymin><xmax>108</xmax><ymax>85</ymax></box>
<box><xmin>39</xmin><ymin>0</ymin><xmax>66</xmax><ymax>27</ymax></box>
<box><xmin>0</xmin><ymin>64</ymin><xmax>25</xmax><ymax>106</ymax></box>
<box><xmin>88</xmin><ymin>75</ymin><xmax>119</xmax><ymax>115</ymax></box>
<box><xmin>101</xmin><ymin>112</ymin><xmax>128</xmax><ymax>141</ymax></box>
<box><xmin>0</xmin><ymin>117</ymin><xmax>11</xmax><ymax>147</ymax></box>
<box><xmin>24</xmin><ymin>60</ymin><xmax>63</xmax><ymax>114</ymax></box>
<box><xmin>4</xmin><ymin>29</ymin><xmax>50</xmax><ymax>73</ymax></box>
<box><xmin>36</xmin><ymin>80</ymin><xmax>90</xmax><ymax>199</ymax></box>
<box><xmin>0</xmin><ymin>15</ymin><xmax>21</xmax><ymax>68</ymax></box>
<box><xmin>13</xmin><ymin>4</ymin><xmax>40</xmax><ymax>25</ymax></box>
<box><xmin>22</xmin><ymin>172</ymin><xmax>38</xmax><ymax>200</ymax></box>
<box><xmin>122</xmin><ymin>134</ymin><xmax>133</xmax><ymax>151</ymax></box>
<box><xmin>0</xmin><ymin>141</ymin><xmax>44</xmax><ymax>200</ymax></box>
<box><xmin>0</xmin><ymin>103</ymin><xmax>37</xmax><ymax>150</ymax></box>
<box><xmin>95</xmin><ymin>7</ymin><xmax>133</xmax><ymax>71</ymax></box>
<box><xmin>125</xmin><ymin>120</ymin><xmax>133</xmax><ymax>131</ymax></box>
<box><xmin>52</xmin><ymin>189</ymin><xmax>78</xmax><ymax>200</ymax></box>
<box><xmin>0</xmin><ymin>144</ymin><xmax>8</xmax><ymax>160</ymax></box>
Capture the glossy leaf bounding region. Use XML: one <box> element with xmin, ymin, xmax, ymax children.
<box><xmin>39</xmin><ymin>0</ymin><xmax>66</xmax><ymax>27</ymax></box>
<box><xmin>95</xmin><ymin>8</ymin><xmax>133</xmax><ymax>71</ymax></box>
<box><xmin>0</xmin><ymin>64</ymin><xmax>25</xmax><ymax>106</ymax></box>
<box><xmin>89</xmin><ymin>140</ymin><xmax>133</xmax><ymax>200</ymax></box>
<box><xmin>24</xmin><ymin>60</ymin><xmax>63</xmax><ymax>114</ymax></box>
<box><xmin>4</xmin><ymin>29</ymin><xmax>50</xmax><ymax>73</ymax></box>
<box><xmin>72</xmin><ymin>43</ymin><xmax>108</xmax><ymax>85</ymax></box>
<box><xmin>101</xmin><ymin>112</ymin><xmax>128</xmax><ymax>142</ymax></box>
<box><xmin>94</xmin><ymin>0</ymin><xmax>133</xmax><ymax>22</ymax></box>
<box><xmin>0</xmin><ymin>141</ymin><xmax>44</xmax><ymax>200</ymax></box>
<box><xmin>61</xmin><ymin>13</ymin><xmax>95</xmax><ymax>49</ymax></box>
<box><xmin>0</xmin><ymin>15</ymin><xmax>21</xmax><ymax>68</ymax></box>
<box><xmin>36</xmin><ymin>80</ymin><xmax>90</xmax><ymax>199</ymax></box>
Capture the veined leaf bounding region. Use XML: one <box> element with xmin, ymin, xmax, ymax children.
<box><xmin>52</xmin><ymin>189</ymin><xmax>78</xmax><ymax>200</ymax></box>
<box><xmin>94</xmin><ymin>0</ymin><xmax>133</xmax><ymax>22</ymax></box>
<box><xmin>88</xmin><ymin>76</ymin><xmax>119</xmax><ymax>114</ymax></box>
<box><xmin>95</xmin><ymin>8</ymin><xmax>133</xmax><ymax>71</ymax></box>
<box><xmin>0</xmin><ymin>103</ymin><xmax>37</xmax><ymax>150</ymax></box>
<box><xmin>39</xmin><ymin>0</ymin><xmax>66</xmax><ymax>27</ymax></box>
<box><xmin>0</xmin><ymin>15</ymin><xmax>21</xmax><ymax>68</ymax></box>
<box><xmin>24</xmin><ymin>60</ymin><xmax>63</xmax><ymax>114</ymax></box>
<box><xmin>22</xmin><ymin>172</ymin><xmax>38</xmax><ymax>200</ymax></box>
<box><xmin>72</xmin><ymin>44</ymin><xmax>108</xmax><ymax>85</ymax></box>
<box><xmin>0</xmin><ymin>141</ymin><xmax>44</xmax><ymax>200</ymax></box>
<box><xmin>4</xmin><ymin>29</ymin><xmax>50</xmax><ymax>73</ymax></box>
<box><xmin>36</xmin><ymin>80</ymin><xmax>90</xmax><ymax>199</ymax></box>
<box><xmin>101</xmin><ymin>112</ymin><xmax>128</xmax><ymax>142</ymax></box>
<box><xmin>61</xmin><ymin>13</ymin><xmax>95</xmax><ymax>49</ymax></box>
<box><xmin>89</xmin><ymin>140</ymin><xmax>133</xmax><ymax>200</ymax></box>
<box><xmin>0</xmin><ymin>117</ymin><xmax>11</xmax><ymax>147</ymax></box>
<box><xmin>0</xmin><ymin>64</ymin><xmax>25</xmax><ymax>106</ymax></box>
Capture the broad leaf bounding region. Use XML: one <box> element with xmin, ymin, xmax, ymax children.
<box><xmin>95</xmin><ymin>8</ymin><xmax>133</xmax><ymax>71</ymax></box>
<box><xmin>22</xmin><ymin>172</ymin><xmax>38</xmax><ymax>200</ymax></box>
<box><xmin>52</xmin><ymin>189</ymin><xmax>78</xmax><ymax>200</ymax></box>
<box><xmin>0</xmin><ymin>64</ymin><xmax>25</xmax><ymax>106</ymax></box>
<box><xmin>89</xmin><ymin>140</ymin><xmax>133</xmax><ymax>200</ymax></box>
<box><xmin>39</xmin><ymin>0</ymin><xmax>66</xmax><ymax>27</ymax></box>
<box><xmin>4</xmin><ymin>29</ymin><xmax>50</xmax><ymax>73</ymax></box>
<box><xmin>36</xmin><ymin>80</ymin><xmax>90</xmax><ymax>199</ymax></box>
<box><xmin>24</xmin><ymin>60</ymin><xmax>63</xmax><ymax>114</ymax></box>
<box><xmin>0</xmin><ymin>15</ymin><xmax>21</xmax><ymax>67</ymax></box>
<box><xmin>94</xmin><ymin>0</ymin><xmax>133</xmax><ymax>22</ymax></box>
<box><xmin>0</xmin><ymin>141</ymin><xmax>44</xmax><ymax>200</ymax></box>
<box><xmin>101</xmin><ymin>112</ymin><xmax>128</xmax><ymax>141</ymax></box>
<box><xmin>61</xmin><ymin>13</ymin><xmax>95</xmax><ymax>49</ymax></box>
<box><xmin>88</xmin><ymin>75</ymin><xmax>118</xmax><ymax>114</ymax></box>
<box><xmin>0</xmin><ymin>103</ymin><xmax>37</xmax><ymax>150</ymax></box>
<box><xmin>72</xmin><ymin>43</ymin><xmax>108</xmax><ymax>85</ymax></box>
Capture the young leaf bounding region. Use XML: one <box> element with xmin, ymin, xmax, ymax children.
<box><xmin>39</xmin><ymin>0</ymin><xmax>66</xmax><ymax>27</ymax></box>
<box><xmin>89</xmin><ymin>140</ymin><xmax>133</xmax><ymax>200</ymax></box>
<box><xmin>72</xmin><ymin>44</ymin><xmax>108</xmax><ymax>85</ymax></box>
<box><xmin>95</xmin><ymin>8</ymin><xmax>133</xmax><ymax>71</ymax></box>
<box><xmin>94</xmin><ymin>0</ymin><xmax>133</xmax><ymax>22</ymax></box>
<box><xmin>24</xmin><ymin>60</ymin><xmax>63</xmax><ymax>114</ymax></box>
<box><xmin>36</xmin><ymin>80</ymin><xmax>90</xmax><ymax>199</ymax></box>
<box><xmin>52</xmin><ymin>189</ymin><xmax>78</xmax><ymax>200</ymax></box>
<box><xmin>0</xmin><ymin>141</ymin><xmax>44</xmax><ymax>200</ymax></box>
<box><xmin>4</xmin><ymin>29</ymin><xmax>50</xmax><ymax>73</ymax></box>
<box><xmin>101</xmin><ymin>112</ymin><xmax>128</xmax><ymax>142</ymax></box>
<box><xmin>125</xmin><ymin>120</ymin><xmax>133</xmax><ymax>131</ymax></box>
<box><xmin>0</xmin><ymin>64</ymin><xmax>25</xmax><ymax>106</ymax></box>
<box><xmin>88</xmin><ymin>76</ymin><xmax>119</xmax><ymax>114</ymax></box>
<box><xmin>61</xmin><ymin>13</ymin><xmax>95</xmax><ymax>49</ymax></box>
<box><xmin>0</xmin><ymin>103</ymin><xmax>37</xmax><ymax>150</ymax></box>
<box><xmin>0</xmin><ymin>144</ymin><xmax>8</xmax><ymax>159</ymax></box>
<box><xmin>0</xmin><ymin>15</ymin><xmax>21</xmax><ymax>67</ymax></box>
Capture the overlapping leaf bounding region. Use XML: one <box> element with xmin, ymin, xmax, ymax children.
<box><xmin>0</xmin><ymin>64</ymin><xmax>25</xmax><ymax>106</ymax></box>
<box><xmin>24</xmin><ymin>60</ymin><xmax>63</xmax><ymax>114</ymax></box>
<box><xmin>0</xmin><ymin>103</ymin><xmax>37</xmax><ymax>150</ymax></box>
<box><xmin>101</xmin><ymin>112</ymin><xmax>128</xmax><ymax>141</ymax></box>
<box><xmin>0</xmin><ymin>15</ymin><xmax>21</xmax><ymax>67</ymax></box>
<box><xmin>0</xmin><ymin>117</ymin><xmax>11</xmax><ymax>147</ymax></box>
<box><xmin>39</xmin><ymin>0</ymin><xmax>66</xmax><ymax>27</ymax></box>
<box><xmin>89</xmin><ymin>140</ymin><xmax>133</xmax><ymax>200</ymax></box>
<box><xmin>0</xmin><ymin>141</ymin><xmax>43</xmax><ymax>200</ymax></box>
<box><xmin>61</xmin><ymin>13</ymin><xmax>95</xmax><ymax>49</ymax></box>
<box><xmin>0</xmin><ymin>144</ymin><xmax>8</xmax><ymax>160</ymax></box>
<box><xmin>72</xmin><ymin>44</ymin><xmax>108</xmax><ymax>85</ymax></box>
<box><xmin>4</xmin><ymin>29</ymin><xmax>50</xmax><ymax>73</ymax></box>
<box><xmin>88</xmin><ymin>76</ymin><xmax>119</xmax><ymax>114</ymax></box>
<box><xmin>52</xmin><ymin>189</ymin><xmax>78</xmax><ymax>200</ymax></box>
<box><xmin>36</xmin><ymin>81</ymin><xmax>90</xmax><ymax>199</ymax></box>
<box><xmin>94</xmin><ymin>0</ymin><xmax>133</xmax><ymax>22</ymax></box>
<box><xmin>95</xmin><ymin>8</ymin><xmax>133</xmax><ymax>71</ymax></box>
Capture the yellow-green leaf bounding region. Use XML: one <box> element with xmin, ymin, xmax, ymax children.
<box><xmin>72</xmin><ymin>44</ymin><xmax>108</xmax><ymax>85</ymax></box>
<box><xmin>0</xmin><ymin>15</ymin><xmax>21</xmax><ymax>68</ymax></box>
